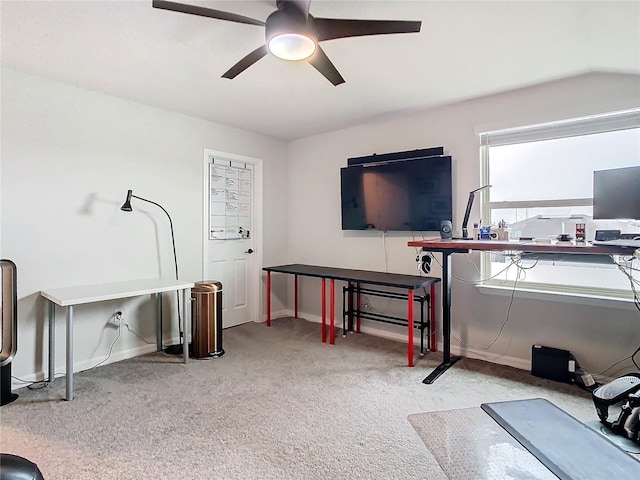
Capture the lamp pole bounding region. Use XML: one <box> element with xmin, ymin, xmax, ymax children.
<box><xmin>121</xmin><ymin>190</ymin><xmax>183</xmax><ymax>351</ymax></box>
<box><xmin>460</xmin><ymin>184</ymin><xmax>491</xmax><ymax>239</ymax></box>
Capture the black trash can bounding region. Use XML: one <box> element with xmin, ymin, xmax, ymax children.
<box><xmin>191</xmin><ymin>281</ymin><xmax>224</xmax><ymax>359</ymax></box>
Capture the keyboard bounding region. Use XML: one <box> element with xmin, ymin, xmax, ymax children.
<box><xmin>593</xmin><ymin>239</ymin><xmax>640</xmax><ymax>248</ymax></box>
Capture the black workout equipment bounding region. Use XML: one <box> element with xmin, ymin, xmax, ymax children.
<box><xmin>592</xmin><ymin>373</ymin><xmax>640</xmax><ymax>445</ymax></box>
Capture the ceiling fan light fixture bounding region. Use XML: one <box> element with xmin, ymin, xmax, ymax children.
<box><xmin>268</xmin><ymin>33</ymin><xmax>316</xmax><ymax>61</ymax></box>
<box><xmin>154</xmin><ymin>1</ymin><xmax>423</xmax><ymax>84</ymax></box>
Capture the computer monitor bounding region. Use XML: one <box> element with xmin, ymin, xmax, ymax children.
<box><xmin>593</xmin><ymin>166</ymin><xmax>640</xmax><ymax>220</ymax></box>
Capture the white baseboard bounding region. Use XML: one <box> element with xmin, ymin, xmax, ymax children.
<box><xmin>262</xmin><ymin>309</ymin><xmax>292</xmax><ymax>322</ymax></box>
<box><xmin>299</xmin><ymin>312</ymin><xmax>530</xmax><ymax>372</ymax></box>
<box><xmin>11</xmin><ymin>342</ymin><xmax>168</xmax><ymax>389</ymax></box>
<box><xmin>12</xmin><ymin>311</ymin><xmax>529</xmax><ymax>389</ymax></box>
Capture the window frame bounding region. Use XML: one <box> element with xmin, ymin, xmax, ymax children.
<box><xmin>479</xmin><ymin>108</ymin><xmax>640</xmax><ymax>299</ymax></box>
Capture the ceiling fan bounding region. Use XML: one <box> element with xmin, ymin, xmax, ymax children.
<box><xmin>152</xmin><ymin>0</ymin><xmax>422</xmax><ymax>85</ymax></box>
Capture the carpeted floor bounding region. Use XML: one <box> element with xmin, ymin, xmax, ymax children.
<box><xmin>0</xmin><ymin>317</ymin><xmax>606</xmax><ymax>479</ymax></box>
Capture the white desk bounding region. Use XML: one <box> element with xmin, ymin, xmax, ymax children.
<box><xmin>41</xmin><ymin>278</ymin><xmax>195</xmax><ymax>400</ymax></box>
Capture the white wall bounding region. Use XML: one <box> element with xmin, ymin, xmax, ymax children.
<box><xmin>1</xmin><ymin>69</ymin><xmax>288</xmax><ymax>383</ymax></box>
<box><xmin>3</xmin><ymin>68</ymin><xmax>639</xmax><ymax>386</ymax></box>
<box><xmin>286</xmin><ymin>72</ymin><xmax>640</xmax><ymax>376</ymax></box>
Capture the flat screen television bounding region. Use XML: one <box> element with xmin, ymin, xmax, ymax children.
<box><xmin>340</xmin><ymin>155</ymin><xmax>452</xmax><ymax>231</ymax></box>
<box><xmin>593</xmin><ymin>165</ymin><xmax>640</xmax><ymax>220</ymax></box>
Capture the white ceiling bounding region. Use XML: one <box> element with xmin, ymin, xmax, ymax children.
<box><xmin>2</xmin><ymin>0</ymin><xmax>639</xmax><ymax>141</ymax></box>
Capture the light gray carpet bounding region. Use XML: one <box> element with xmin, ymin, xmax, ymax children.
<box><xmin>0</xmin><ymin>317</ymin><xmax>600</xmax><ymax>479</ymax></box>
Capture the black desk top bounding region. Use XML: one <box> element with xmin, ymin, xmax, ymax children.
<box><xmin>263</xmin><ymin>264</ymin><xmax>440</xmax><ymax>290</ymax></box>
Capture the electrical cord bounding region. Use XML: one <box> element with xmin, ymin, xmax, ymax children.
<box><xmin>9</xmin><ymin>375</ymin><xmax>62</xmax><ymax>390</ymax></box>
<box><xmin>612</xmin><ymin>256</ymin><xmax>640</xmax><ymax>312</ymax></box>
<box><xmin>596</xmin><ymin>254</ymin><xmax>640</xmax><ymax>376</ymax></box>
<box><xmin>414</xmin><ymin>243</ymin><xmax>530</xmax><ymax>352</ymax></box>
<box><xmin>124</xmin><ymin>324</ymin><xmax>155</xmax><ymax>345</ymax></box>
<box><xmin>449</xmin><ymin>254</ymin><xmax>528</xmax><ymax>351</ymax></box>
<box><xmin>10</xmin><ymin>312</ymin><xmax>153</xmax><ymax>390</ymax></box>
<box><xmin>11</xmin><ymin>322</ymin><xmax>122</xmax><ymax>389</ymax></box>
<box><xmin>417</xmin><ymin>237</ymin><xmax>640</xmax><ymax>371</ymax></box>
<box><xmin>88</xmin><ymin>322</ymin><xmax>122</xmax><ymax>371</ymax></box>
<box><xmin>429</xmin><ymin>249</ymin><xmax>535</xmax><ymax>283</ymax></box>
<box><xmin>598</xmin><ymin>346</ymin><xmax>640</xmax><ymax>377</ymax></box>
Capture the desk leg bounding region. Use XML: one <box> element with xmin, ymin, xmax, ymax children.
<box><xmin>294</xmin><ymin>274</ymin><xmax>298</xmax><ymax>318</ymax></box>
<box><xmin>266</xmin><ymin>272</ymin><xmax>271</xmax><ymax>327</ymax></box>
<box><xmin>65</xmin><ymin>305</ymin><xmax>74</xmax><ymax>401</ymax></box>
<box><xmin>346</xmin><ymin>281</ymin><xmax>354</xmax><ymax>334</ymax></box>
<box><xmin>330</xmin><ymin>279</ymin><xmax>335</xmax><ymax>345</ymax></box>
<box><xmin>182</xmin><ymin>288</ymin><xmax>189</xmax><ymax>365</ymax></box>
<box><xmin>408</xmin><ymin>289</ymin><xmax>414</xmax><ymax>367</ymax></box>
<box><xmin>430</xmin><ymin>284</ymin><xmax>437</xmax><ymax>352</ymax></box>
<box><xmin>423</xmin><ymin>251</ymin><xmax>460</xmax><ymax>384</ymax></box>
<box><xmin>356</xmin><ymin>283</ymin><xmax>361</xmax><ymax>333</ymax></box>
<box><xmin>157</xmin><ymin>292</ymin><xmax>163</xmax><ymax>352</ymax></box>
<box><xmin>48</xmin><ymin>301</ymin><xmax>55</xmax><ymax>383</ymax></box>
<box><xmin>321</xmin><ymin>279</ymin><xmax>327</xmax><ymax>343</ymax></box>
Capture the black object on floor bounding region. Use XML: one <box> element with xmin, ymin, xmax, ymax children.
<box><xmin>531</xmin><ymin>345</ymin><xmax>575</xmax><ymax>384</ymax></box>
<box><xmin>1</xmin><ymin>363</ymin><xmax>18</xmax><ymax>406</ymax></box>
<box><xmin>0</xmin><ymin>453</ymin><xmax>45</xmax><ymax>479</ymax></box>
<box><xmin>481</xmin><ymin>398</ymin><xmax>640</xmax><ymax>480</ymax></box>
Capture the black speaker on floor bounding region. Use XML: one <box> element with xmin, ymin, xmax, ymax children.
<box><xmin>440</xmin><ymin>220</ymin><xmax>453</xmax><ymax>239</ymax></box>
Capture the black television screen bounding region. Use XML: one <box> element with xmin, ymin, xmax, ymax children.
<box><xmin>593</xmin><ymin>165</ymin><xmax>640</xmax><ymax>220</ymax></box>
<box><xmin>340</xmin><ymin>156</ymin><xmax>452</xmax><ymax>231</ymax></box>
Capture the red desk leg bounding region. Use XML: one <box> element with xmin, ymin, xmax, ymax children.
<box><xmin>330</xmin><ymin>279</ymin><xmax>335</xmax><ymax>344</ymax></box>
<box><xmin>408</xmin><ymin>289</ymin><xmax>414</xmax><ymax>367</ymax></box>
<box><xmin>294</xmin><ymin>274</ymin><xmax>298</xmax><ymax>318</ymax></box>
<box><xmin>430</xmin><ymin>284</ymin><xmax>437</xmax><ymax>352</ymax></box>
<box><xmin>322</xmin><ymin>278</ymin><xmax>327</xmax><ymax>343</ymax></box>
<box><xmin>266</xmin><ymin>272</ymin><xmax>271</xmax><ymax>327</ymax></box>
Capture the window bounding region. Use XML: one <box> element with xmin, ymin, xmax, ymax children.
<box><xmin>479</xmin><ymin>109</ymin><xmax>640</xmax><ymax>298</ymax></box>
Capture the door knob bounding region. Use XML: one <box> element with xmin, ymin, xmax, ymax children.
<box><xmin>245</xmin><ymin>249</ymin><xmax>254</xmax><ymax>254</ymax></box>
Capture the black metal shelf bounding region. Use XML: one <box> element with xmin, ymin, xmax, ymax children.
<box><xmin>342</xmin><ymin>284</ymin><xmax>432</xmax><ymax>355</ymax></box>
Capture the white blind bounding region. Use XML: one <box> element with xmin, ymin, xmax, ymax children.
<box><xmin>480</xmin><ymin>108</ymin><xmax>640</xmax><ymax>147</ymax></box>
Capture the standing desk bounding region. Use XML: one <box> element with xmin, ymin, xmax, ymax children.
<box><xmin>406</xmin><ymin>238</ymin><xmax>638</xmax><ymax>384</ymax></box>
<box><xmin>41</xmin><ymin>278</ymin><xmax>194</xmax><ymax>400</ymax></box>
<box><xmin>263</xmin><ymin>264</ymin><xmax>440</xmax><ymax>367</ymax></box>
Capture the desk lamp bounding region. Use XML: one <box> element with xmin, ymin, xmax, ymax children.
<box><xmin>121</xmin><ymin>190</ymin><xmax>183</xmax><ymax>354</ymax></box>
<box><xmin>458</xmin><ymin>184</ymin><xmax>491</xmax><ymax>240</ymax></box>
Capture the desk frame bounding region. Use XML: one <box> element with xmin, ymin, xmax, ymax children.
<box><xmin>41</xmin><ymin>278</ymin><xmax>194</xmax><ymax>401</ymax></box>
<box><xmin>341</xmin><ymin>284</ymin><xmax>436</xmax><ymax>354</ymax></box>
<box><xmin>263</xmin><ymin>264</ymin><xmax>440</xmax><ymax>367</ymax></box>
<box><xmin>406</xmin><ymin>238</ymin><xmax>638</xmax><ymax>384</ymax></box>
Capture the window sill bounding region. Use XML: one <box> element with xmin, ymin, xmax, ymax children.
<box><xmin>477</xmin><ymin>283</ymin><xmax>638</xmax><ymax>310</ymax></box>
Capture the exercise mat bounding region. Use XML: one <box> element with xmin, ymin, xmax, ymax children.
<box><xmin>481</xmin><ymin>398</ymin><xmax>640</xmax><ymax>480</ymax></box>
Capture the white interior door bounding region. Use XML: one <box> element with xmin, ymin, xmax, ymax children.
<box><xmin>203</xmin><ymin>150</ymin><xmax>263</xmax><ymax>328</ymax></box>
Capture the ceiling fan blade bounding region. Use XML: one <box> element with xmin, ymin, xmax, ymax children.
<box><xmin>153</xmin><ymin>0</ymin><xmax>265</xmax><ymax>26</ymax></box>
<box><xmin>222</xmin><ymin>45</ymin><xmax>269</xmax><ymax>79</ymax></box>
<box><xmin>308</xmin><ymin>45</ymin><xmax>345</xmax><ymax>86</ymax></box>
<box><xmin>314</xmin><ymin>18</ymin><xmax>421</xmax><ymax>41</ymax></box>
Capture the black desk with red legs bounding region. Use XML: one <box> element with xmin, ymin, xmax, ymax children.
<box><xmin>263</xmin><ymin>264</ymin><xmax>440</xmax><ymax>367</ymax></box>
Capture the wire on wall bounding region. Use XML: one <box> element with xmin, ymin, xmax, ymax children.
<box><xmin>612</xmin><ymin>255</ymin><xmax>640</xmax><ymax>312</ymax></box>
<box><xmin>427</xmin><ymin>251</ymin><xmax>537</xmax><ymax>352</ymax></box>
<box><xmin>11</xmin><ymin>311</ymin><xmax>154</xmax><ymax>390</ymax></box>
